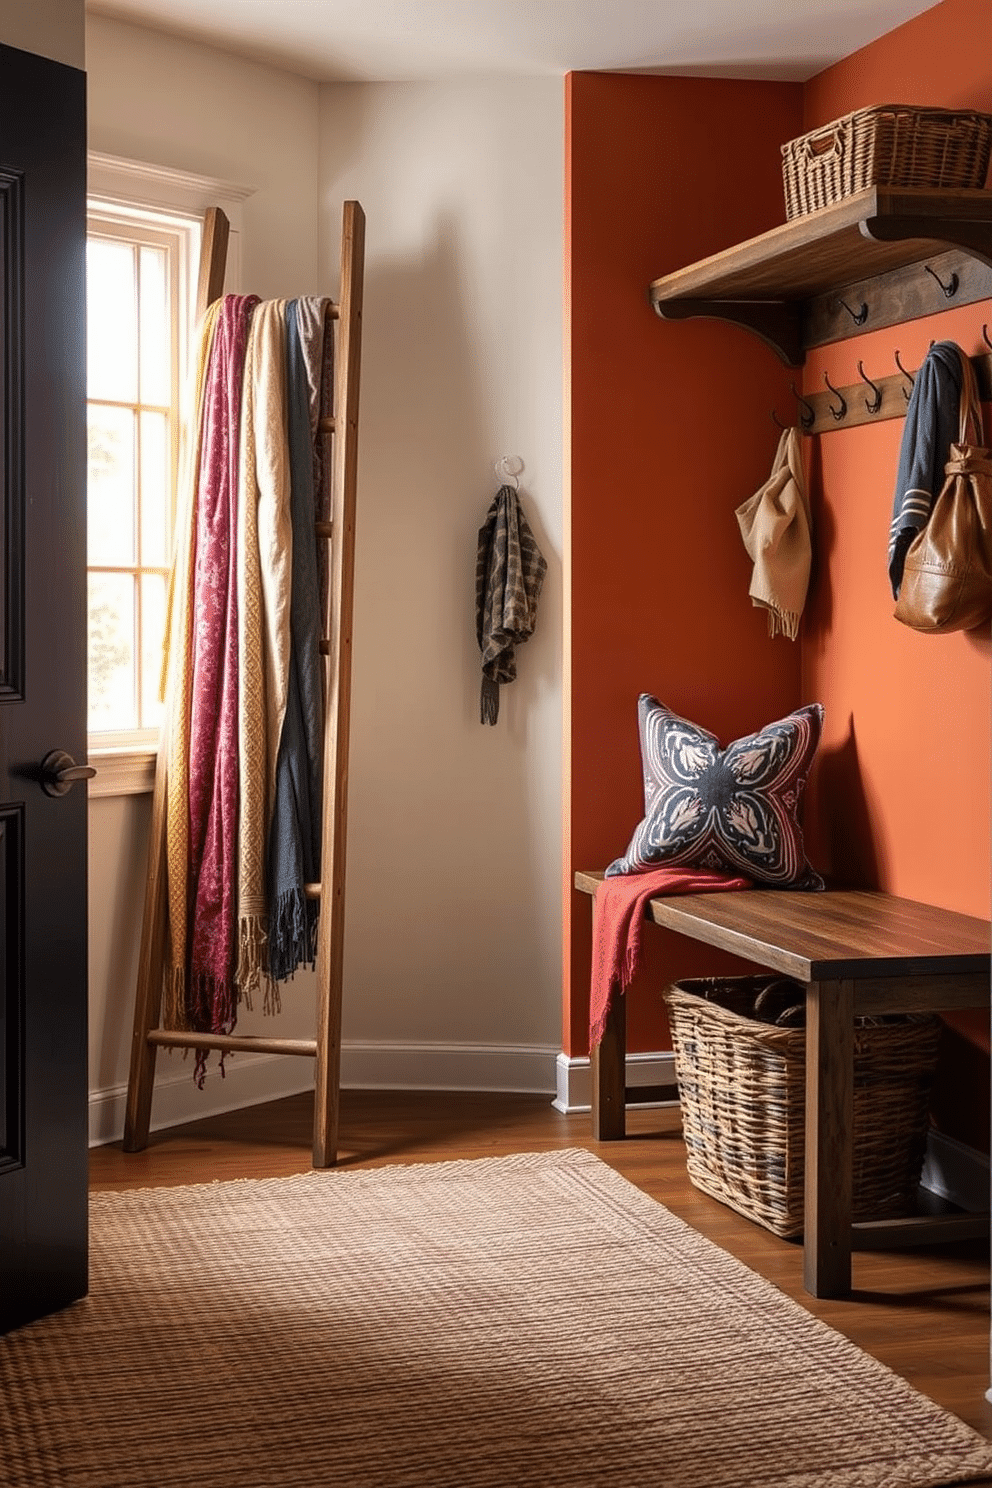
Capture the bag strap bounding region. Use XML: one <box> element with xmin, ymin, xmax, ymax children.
<box><xmin>957</xmin><ymin>347</ymin><xmax>983</xmax><ymax>446</ymax></box>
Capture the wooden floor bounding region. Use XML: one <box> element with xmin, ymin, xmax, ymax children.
<box><xmin>90</xmin><ymin>1088</ymin><xmax>992</xmax><ymax>1457</ymax></box>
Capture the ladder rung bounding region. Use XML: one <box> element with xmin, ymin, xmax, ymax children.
<box><xmin>315</xmin><ymin>520</ymin><xmax>333</xmax><ymax>540</ymax></box>
<box><xmin>148</xmin><ymin>1030</ymin><xmax>318</xmax><ymax>1057</ymax></box>
<box><xmin>318</xmin><ymin>415</ymin><xmax>337</xmax><ymax>434</ymax></box>
<box><xmin>304</xmin><ymin>883</ymin><xmax>321</xmax><ymax>900</ymax></box>
<box><xmin>324</xmin><ymin>302</ymin><xmax>340</xmax><ymax>321</ymax></box>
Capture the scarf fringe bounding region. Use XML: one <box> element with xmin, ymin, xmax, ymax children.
<box><xmin>268</xmin><ymin>888</ymin><xmax>318</xmax><ymax>986</ymax></box>
<box><xmin>766</xmin><ymin>606</ymin><xmax>800</xmax><ymax>641</ymax></box>
<box><xmin>480</xmin><ymin>675</ymin><xmax>500</xmax><ymax>725</ymax></box>
<box><xmin>236</xmin><ymin>912</ymin><xmax>271</xmax><ymax>1014</ymax></box>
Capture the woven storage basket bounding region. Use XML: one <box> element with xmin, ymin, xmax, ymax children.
<box><xmin>664</xmin><ymin>976</ymin><xmax>943</xmax><ymax>1239</ymax></box>
<box><xmin>781</xmin><ymin>104</ymin><xmax>992</xmax><ymax>219</ymax></box>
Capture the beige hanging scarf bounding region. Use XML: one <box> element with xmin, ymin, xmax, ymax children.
<box><xmin>735</xmin><ymin>426</ymin><xmax>813</xmax><ymax>641</ymax></box>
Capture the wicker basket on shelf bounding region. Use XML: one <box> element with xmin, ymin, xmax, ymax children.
<box><xmin>781</xmin><ymin>104</ymin><xmax>992</xmax><ymax>220</ymax></box>
<box><xmin>664</xmin><ymin>976</ymin><xmax>943</xmax><ymax>1239</ymax></box>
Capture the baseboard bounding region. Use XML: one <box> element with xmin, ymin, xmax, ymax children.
<box><xmin>920</xmin><ymin>1128</ymin><xmax>990</xmax><ymax>1214</ymax></box>
<box><xmin>552</xmin><ymin>1050</ymin><xmax>677</xmax><ymax>1115</ymax></box>
<box><xmin>89</xmin><ymin>1040</ymin><xmax>560</xmax><ymax>1146</ymax></box>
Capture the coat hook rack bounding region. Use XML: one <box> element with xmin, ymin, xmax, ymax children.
<box><xmin>823</xmin><ymin>371</ymin><xmax>847</xmax><ymax>421</ymax></box>
<box><xmin>857</xmin><ymin>361</ymin><xmax>883</xmax><ymax>414</ymax></box>
<box><xmin>894</xmin><ymin>349</ymin><xmax>915</xmax><ymax>401</ymax></box>
<box><xmin>924</xmin><ymin>263</ymin><xmax>959</xmax><ymax>298</ymax></box>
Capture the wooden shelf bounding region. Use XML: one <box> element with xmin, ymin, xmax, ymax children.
<box><xmin>649</xmin><ymin>186</ymin><xmax>992</xmax><ymax>367</ymax></box>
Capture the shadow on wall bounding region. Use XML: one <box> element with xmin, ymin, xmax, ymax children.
<box><xmin>341</xmin><ymin>206</ymin><xmax>561</xmax><ymax>1043</ymax></box>
<box><xmin>807</xmin><ymin>714</ymin><xmax>884</xmax><ymax>890</ymax></box>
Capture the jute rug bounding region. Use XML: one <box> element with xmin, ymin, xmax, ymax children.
<box><xmin>1</xmin><ymin>1149</ymin><xmax>990</xmax><ymax>1488</ymax></box>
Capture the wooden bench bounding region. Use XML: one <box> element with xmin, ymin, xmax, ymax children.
<box><xmin>575</xmin><ymin>871</ymin><xmax>991</xmax><ymax>1298</ymax></box>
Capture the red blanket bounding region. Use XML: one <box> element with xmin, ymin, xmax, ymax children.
<box><xmin>590</xmin><ymin>867</ymin><xmax>752</xmax><ymax>1048</ymax></box>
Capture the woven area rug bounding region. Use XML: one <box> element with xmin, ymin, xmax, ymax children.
<box><xmin>2</xmin><ymin>1149</ymin><xmax>991</xmax><ymax>1488</ymax></box>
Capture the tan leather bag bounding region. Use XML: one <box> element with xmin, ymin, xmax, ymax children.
<box><xmin>894</xmin><ymin>350</ymin><xmax>992</xmax><ymax>634</ymax></box>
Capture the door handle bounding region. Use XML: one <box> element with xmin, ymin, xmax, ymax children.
<box><xmin>39</xmin><ymin>750</ymin><xmax>97</xmax><ymax>797</ymax></box>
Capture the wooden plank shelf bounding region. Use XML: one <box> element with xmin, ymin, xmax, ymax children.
<box><xmin>649</xmin><ymin>186</ymin><xmax>992</xmax><ymax>367</ymax></box>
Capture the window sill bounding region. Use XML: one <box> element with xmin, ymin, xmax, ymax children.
<box><xmin>87</xmin><ymin>746</ymin><xmax>157</xmax><ymax>798</ymax></box>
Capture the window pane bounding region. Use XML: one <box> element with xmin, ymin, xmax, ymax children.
<box><xmin>140</xmin><ymin>574</ymin><xmax>167</xmax><ymax>731</ymax></box>
<box><xmin>88</xmin><ymin>573</ymin><xmax>136</xmax><ymax>733</ymax></box>
<box><xmin>88</xmin><ymin>406</ymin><xmax>136</xmax><ymax>566</ymax></box>
<box><xmin>139</xmin><ymin>245</ymin><xmax>169</xmax><ymax>407</ymax></box>
<box><xmin>86</xmin><ymin>239</ymin><xmax>137</xmax><ymax>403</ymax></box>
<box><xmin>139</xmin><ymin>411</ymin><xmax>169</xmax><ymax>566</ymax></box>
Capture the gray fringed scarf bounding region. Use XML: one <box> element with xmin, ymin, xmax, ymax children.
<box><xmin>475</xmin><ymin>484</ymin><xmax>547</xmax><ymax>724</ymax></box>
<box><xmin>266</xmin><ymin>300</ymin><xmax>325</xmax><ymax>981</ymax></box>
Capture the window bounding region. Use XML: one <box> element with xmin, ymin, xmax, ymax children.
<box><xmin>85</xmin><ymin>201</ymin><xmax>201</xmax><ymax>750</ymax></box>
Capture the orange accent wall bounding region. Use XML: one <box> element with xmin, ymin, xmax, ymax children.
<box><xmin>565</xmin><ymin>73</ymin><xmax>804</xmax><ymax>1058</ymax></box>
<box><xmin>800</xmin><ymin>0</ymin><xmax>992</xmax><ymax>1145</ymax></box>
<box><xmin>565</xmin><ymin>1</ymin><xmax>992</xmax><ymax>1149</ymax></box>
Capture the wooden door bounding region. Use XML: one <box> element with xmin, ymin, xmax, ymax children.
<box><xmin>0</xmin><ymin>42</ymin><xmax>89</xmax><ymax>1332</ymax></box>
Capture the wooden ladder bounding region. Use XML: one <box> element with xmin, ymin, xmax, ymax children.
<box><xmin>122</xmin><ymin>200</ymin><xmax>365</xmax><ymax>1168</ymax></box>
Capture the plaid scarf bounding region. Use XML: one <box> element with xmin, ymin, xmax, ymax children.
<box><xmin>475</xmin><ymin>485</ymin><xmax>547</xmax><ymax>724</ymax></box>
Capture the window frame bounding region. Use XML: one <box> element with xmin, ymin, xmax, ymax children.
<box><xmin>84</xmin><ymin>154</ymin><xmax>252</xmax><ymax>797</ymax></box>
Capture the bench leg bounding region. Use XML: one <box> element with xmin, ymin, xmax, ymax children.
<box><xmin>591</xmin><ymin>991</ymin><xmax>626</xmax><ymax>1140</ymax></box>
<box><xmin>804</xmin><ymin>977</ymin><xmax>854</xmax><ymax>1298</ymax></box>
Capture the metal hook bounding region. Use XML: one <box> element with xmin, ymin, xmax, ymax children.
<box><xmin>823</xmin><ymin>371</ymin><xmax>847</xmax><ymax>421</ymax></box>
<box><xmin>983</xmin><ymin>324</ymin><xmax>992</xmax><ymax>351</ymax></box>
<box><xmin>771</xmin><ymin>409</ymin><xmax>789</xmax><ymax>430</ymax></box>
<box><xmin>838</xmin><ymin>297</ymin><xmax>868</xmax><ymax>326</ymax></box>
<box><xmin>856</xmin><ymin>360</ymin><xmax>883</xmax><ymax>415</ymax></box>
<box><xmin>494</xmin><ymin>454</ymin><xmax>523</xmax><ymax>490</ymax></box>
<box><xmin>924</xmin><ymin>263</ymin><xmax>959</xmax><ymax>298</ymax></box>
<box><xmin>894</xmin><ymin>349</ymin><xmax>915</xmax><ymax>401</ymax></box>
<box><xmin>789</xmin><ymin>380</ymin><xmax>815</xmax><ymax>431</ymax></box>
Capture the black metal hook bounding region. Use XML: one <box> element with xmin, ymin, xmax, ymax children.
<box><xmin>857</xmin><ymin>360</ymin><xmax>883</xmax><ymax>414</ymax></box>
<box><xmin>894</xmin><ymin>349</ymin><xmax>915</xmax><ymax>401</ymax></box>
<box><xmin>838</xmin><ymin>297</ymin><xmax>868</xmax><ymax>326</ymax></box>
<box><xmin>771</xmin><ymin>409</ymin><xmax>789</xmax><ymax>430</ymax></box>
<box><xmin>789</xmin><ymin>380</ymin><xmax>815</xmax><ymax>430</ymax></box>
<box><xmin>924</xmin><ymin>263</ymin><xmax>959</xmax><ymax>298</ymax></box>
<box><xmin>823</xmin><ymin>371</ymin><xmax>847</xmax><ymax>421</ymax></box>
<box><xmin>983</xmin><ymin>324</ymin><xmax>992</xmax><ymax>351</ymax></box>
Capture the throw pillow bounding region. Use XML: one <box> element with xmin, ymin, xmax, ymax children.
<box><xmin>606</xmin><ymin>695</ymin><xmax>824</xmax><ymax>889</ymax></box>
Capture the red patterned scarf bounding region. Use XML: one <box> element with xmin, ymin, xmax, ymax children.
<box><xmin>590</xmin><ymin>867</ymin><xmax>751</xmax><ymax>1048</ymax></box>
<box><xmin>185</xmin><ymin>294</ymin><xmax>259</xmax><ymax>1042</ymax></box>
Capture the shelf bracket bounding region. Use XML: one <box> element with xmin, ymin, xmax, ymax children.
<box><xmin>651</xmin><ymin>297</ymin><xmax>804</xmax><ymax>368</ymax></box>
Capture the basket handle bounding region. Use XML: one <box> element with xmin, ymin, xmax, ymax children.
<box><xmin>798</xmin><ymin>120</ymin><xmax>847</xmax><ymax>163</ymax></box>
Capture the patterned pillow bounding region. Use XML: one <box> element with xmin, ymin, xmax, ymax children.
<box><xmin>606</xmin><ymin>695</ymin><xmax>824</xmax><ymax>889</ymax></box>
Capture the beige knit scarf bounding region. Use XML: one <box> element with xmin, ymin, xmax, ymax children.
<box><xmin>735</xmin><ymin>426</ymin><xmax>813</xmax><ymax>641</ymax></box>
<box><xmin>162</xmin><ymin>301</ymin><xmax>223</xmax><ymax>1030</ymax></box>
<box><xmin>235</xmin><ymin>301</ymin><xmax>292</xmax><ymax>1010</ymax></box>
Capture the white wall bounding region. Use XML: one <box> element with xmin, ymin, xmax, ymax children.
<box><xmin>318</xmin><ymin>81</ymin><xmax>564</xmax><ymax>1069</ymax></box>
<box><xmin>0</xmin><ymin>0</ymin><xmax>84</xmax><ymax>68</ymax></box>
<box><xmin>84</xmin><ymin>18</ymin><xmax>565</xmax><ymax>1141</ymax></box>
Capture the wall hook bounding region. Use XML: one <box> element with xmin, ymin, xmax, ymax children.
<box><xmin>494</xmin><ymin>454</ymin><xmax>523</xmax><ymax>490</ymax></box>
<box><xmin>983</xmin><ymin>324</ymin><xmax>992</xmax><ymax>351</ymax></box>
<box><xmin>857</xmin><ymin>360</ymin><xmax>883</xmax><ymax>415</ymax></box>
<box><xmin>823</xmin><ymin>371</ymin><xmax>847</xmax><ymax>421</ymax></box>
<box><xmin>790</xmin><ymin>380</ymin><xmax>815</xmax><ymax>431</ymax></box>
<box><xmin>894</xmin><ymin>349</ymin><xmax>915</xmax><ymax>401</ymax></box>
<box><xmin>924</xmin><ymin>263</ymin><xmax>959</xmax><ymax>298</ymax></box>
<box><xmin>771</xmin><ymin>409</ymin><xmax>790</xmax><ymax>430</ymax></box>
<box><xmin>838</xmin><ymin>297</ymin><xmax>868</xmax><ymax>326</ymax></box>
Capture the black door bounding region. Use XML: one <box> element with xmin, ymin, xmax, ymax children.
<box><xmin>0</xmin><ymin>42</ymin><xmax>89</xmax><ymax>1333</ymax></box>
